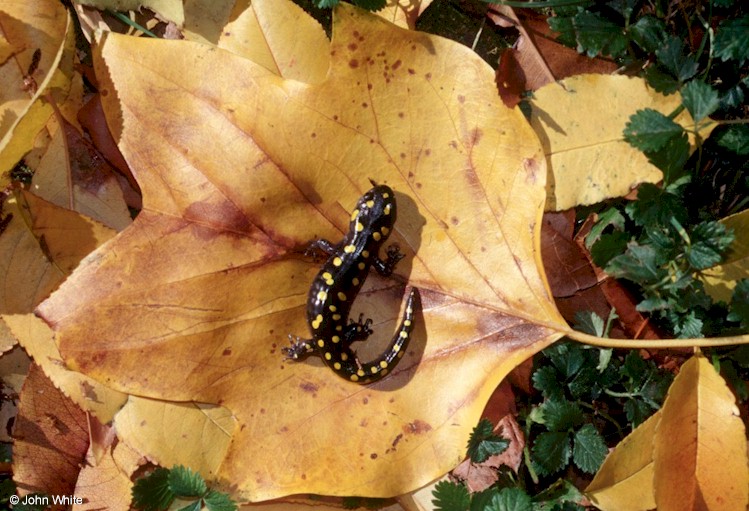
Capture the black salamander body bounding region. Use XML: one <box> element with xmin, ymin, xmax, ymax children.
<box><xmin>283</xmin><ymin>183</ymin><xmax>418</xmax><ymax>384</ymax></box>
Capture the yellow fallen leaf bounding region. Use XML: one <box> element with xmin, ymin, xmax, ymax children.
<box><xmin>701</xmin><ymin>209</ymin><xmax>749</xmax><ymax>303</ymax></box>
<box><xmin>586</xmin><ymin>411</ymin><xmax>659</xmax><ymax>511</ymax></box>
<box><xmin>0</xmin><ymin>0</ymin><xmax>75</xmax><ymax>176</ymax></box>
<box><xmin>73</xmin><ymin>0</ymin><xmax>185</xmax><ymax>27</ymax></box>
<box><xmin>115</xmin><ymin>396</ymin><xmax>235</xmax><ymax>478</ymax></box>
<box><xmin>219</xmin><ymin>0</ymin><xmax>329</xmax><ymax>82</ymax></box>
<box><xmin>654</xmin><ymin>355</ymin><xmax>748</xmax><ymax>511</ymax></box>
<box><xmin>530</xmin><ymin>74</ymin><xmax>714</xmax><ymax>211</ymax></box>
<box><xmin>74</xmin><ymin>439</ymin><xmax>143</xmax><ymax>511</ymax></box>
<box><xmin>37</xmin><ymin>2</ymin><xmax>567</xmax><ymax>501</ymax></box>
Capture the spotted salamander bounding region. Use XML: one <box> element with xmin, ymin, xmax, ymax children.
<box><xmin>283</xmin><ymin>182</ymin><xmax>418</xmax><ymax>384</ymax></box>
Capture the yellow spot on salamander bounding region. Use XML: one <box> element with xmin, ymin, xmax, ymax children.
<box><xmin>393</xmin><ymin>344</ymin><xmax>401</xmax><ymax>352</ymax></box>
<box><xmin>337</xmin><ymin>291</ymin><xmax>347</xmax><ymax>301</ymax></box>
<box><xmin>371</xmin><ymin>366</ymin><xmax>379</xmax><ymax>373</ymax></box>
<box><xmin>317</xmin><ymin>290</ymin><xmax>327</xmax><ymax>301</ymax></box>
<box><xmin>312</xmin><ymin>314</ymin><xmax>323</xmax><ymax>329</ymax></box>
<box><xmin>404</xmin><ymin>319</ymin><xmax>412</xmax><ymax>326</ymax></box>
<box><xmin>366</xmin><ymin>200</ymin><xmax>375</xmax><ymax>208</ymax></box>
<box><xmin>351</xmin><ymin>209</ymin><xmax>359</xmax><ymax>221</ymax></box>
<box><xmin>362</xmin><ymin>250</ymin><xmax>370</xmax><ymax>258</ymax></box>
<box><xmin>397</xmin><ymin>351</ymin><xmax>404</xmax><ymax>358</ymax></box>
<box><xmin>333</xmin><ymin>257</ymin><xmax>342</xmax><ymax>267</ymax></box>
<box><xmin>384</xmin><ymin>204</ymin><xmax>392</xmax><ymax>215</ymax></box>
<box><xmin>352</xmin><ymin>277</ymin><xmax>359</xmax><ymax>286</ymax></box>
<box><xmin>322</xmin><ymin>271</ymin><xmax>334</xmax><ymax>285</ymax></box>
<box><xmin>381</xmin><ymin>368</ymin><xmax>388</xmax><ymax>376</ymax></box>
<box><xmin>382</xmin><ymin>193</ymin><xmax>390</xmax><ymax>199</ymax></box>
<box><xmin>355</xmin><ymin>222</ymin><xmax>364</xmax><ymax>232</ymax></box>
<box><xmin>381</xmin><ymin>226</ymin><xmax>390</xmax><ymax>235</ymax></box>
<box><xmin>332</xmin><ymin>313</ymin><xmax>341</xmax><ymax>321</ymax></box>
<box><xmin>329</xmin><ymin>305</ymin><xmax>337</xmax><ymax>312</ymax></box>
<box><xmin>332</xmin><ymin>335</ymin><xmax>340</xmax><ymax>343</ymax></box>
<box><xmin>399</xmin><ymin>331</ymin><xmax>408</xmax><ymax>339</ymax></box>
<box><xmin>317</xmin><ymin>339</ymin><xmax>325</xmax><ymax>347</ymax></box>
<box><xmin>341</xmin><ymin>352</ymin><xmax>348</xmax><ymax>361</ymax></box>
<box><xmin>334</xmin><ymin>362</ymin><xmax>342</xmax><ymax>370</ymax></box>
<box><xmin>336</xmin><ymin>325</ymin><xmax>343</xmax><ymax>331</ymax></box>
<box><xmin>358</xmin><ymin>262</ymin><xmax>366</xmax><ymax>270</ymax></box>
<box><xmin>344</xmin><ymin>245</ymin><xmax>355</xmax><ymax>253</ymax></box>
<box><xmin>372</xmin><ymin>232</ymin><xmax>381</xmax><ymax>241</ymax></box>
<box><xmin>357</xmin><ymin>369</ymin><xmax>365</xmax><ymax>377</ymax></box>
<box><xmin>325</xmin><ymin>352</ymin><xmax>332</xmax><ymax>360</ymax></box>
<box><xmin>380</xmin><ymin>360</ymin><xmax>388</xmax><ymax>368</ymax></box>
<box><xmin>350</xmin><ymin>374</ymin><xmax>359</xmax><ymax>382</ymax></box>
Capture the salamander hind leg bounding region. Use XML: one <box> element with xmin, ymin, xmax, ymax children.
<box><xmin>282</xmin><ymin>335</ymin><xmax>315</xmax><ymax>361</ymax></box>
<box><xmin>336</xmin><ymin>287</ymin><xmax>419</xmax><ymax>384</ymax></box>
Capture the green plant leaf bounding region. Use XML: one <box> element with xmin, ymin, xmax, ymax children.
<box><xmin>713</xmin><ymin>14</ymin><xmax>749</xmax><ymax>64</ymax></box>
<box><xmin>590</xmin><ymin>230</ymin><xmax>630</xmax><ymax>268</ymax></box>
<box><xmin>132</xmin><ymin>468</ymin><xmax>175</xmax><ymax>511</ymax></box>
<box><xmin>533</xmin><ymin>364</ymin><xmax>565</xmax><ymax>401</ymax></box>
<box><xmin>680</xmin><ymin>80</ymin><xmax>720</xmax><ymax>123</ymax></box>
<box><xmin>572</xmin><ymin>10</ymin><xmax>628</xmax><ymax>58</ymax></box>
<box><xmin>532</xmin><ymin>431</ymin><xmax>571</xmax><ymax>476</ymax></box>
<box><xmin>572</xmin><ymin>424</ymin><xmax>607</xmax><ymax>473</ymax></box>
<box><xmin>169</xmin><ymin>466</ymin><xmax>207</xmax><ymax>499</ymax></box>
<box><xmin>203</xmin><ymin>490</ymin><xmax>238</xmax><ymax>511</ymax></box>
<box><xmin>573</xmin><ymin>311</ymin><xmax>604</xmax><ymax>336</ymax></box>
<box><xmin>629</xmin><ymin>15</ymin><xmax>666</xmax><ymax>52</ymax></box>
<box><xmin>715</xmin><ymin>124</ymin><xmax>749</xmax><ymax>155</ymax></box>
<box><xmin>432</xmin><ymin>481</ymin><xmax>470</xmax><ymax>511</ymax></box>
<box><xmin>606</xmin><ymin>243</ymin><xmax>663</xmax><ymax>283</ymax></box>
<box><xmin>645</xmin><ymin>132</ymin><xmax>690</xmax><ymax>184</ymax></box>
<box><xmin>539</xmin><ymin>399</ymin><xmax>584</xmax><ymax>431</ymax></box>
<box><xmin>655</xmin><ymin>36</ymin><xmax>698</xmax><ymax>81</ymax></box>
<box><xmin>623</xmin><ymin>108</ymin><xmax>684</xmax><ymax>152</ymax></box>
<box><xmin>585</xmin><ymin>207</ymin><xmax>626</xmax><ymax>248</ymax></box>
<box><xmin>728</xmin><ymin>279</ymin><xmax>749</xmax><ymax>328</ymax></box>
<box><xmin>467</xmin><ymin>419</ymin><xmax>509</xmax><ymax>463</ymax></box>
<box><xmin>486</xmin><ymin>487</ymin><xmax>533</xmax><ymax>511</ymax></box>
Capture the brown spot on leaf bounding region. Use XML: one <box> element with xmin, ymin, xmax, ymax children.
<box><xmin>223</xmin><ymin>348</ymin><xmax>232</xmax><ymax>356</ymax></box>
<box><xmin>300</xmin><ymin>382</ymin><xmax>319</xmax><ymax>394</ymax></box>
<box><xmin>349</xmin><ymin>59</ymin><xmax>359</xmax><ymax>68</ymax></box>
<box><xmin>348</xmin><ymin>43</ymin><xmax>358</xmax><ymax>51</ymax></box>
<box><xmin>404</xmin><ymin>419</ymin><xmax>432</xmax><ymax>435</ymax></box>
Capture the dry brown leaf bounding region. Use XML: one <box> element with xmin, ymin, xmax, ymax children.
<box><xmin>37</xmin><ymin>2</ymin><xmax>569</xmax><ymax>501</ymax></box>
<box><xmin>74</xmin><ymin>437</ymin><xmax>143</xmax><ymax>511</ymax></box>
<box><xmin>12</xmin><ymin>363</ymin><xmax>89</xmax><ymax>501</ymax></box>
<box><xmin>654</xmin><ymin>355</ymin><xmax>748</xmax><ymax>510</ymax></box>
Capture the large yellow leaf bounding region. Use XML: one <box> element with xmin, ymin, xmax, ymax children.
<box><xmin>654</xmin><ymin>355</ymin><xmax>748</xmax><ymax>510</ymax></box>
<box><xmin>37</xmin><ymin>3</ymin><xmax>568</xmax><ymax>501</ymax></box>
<box><xmin>701</xmin><ymin>209</ymin><xmax>749</xmax><ymax>302</ymax></box>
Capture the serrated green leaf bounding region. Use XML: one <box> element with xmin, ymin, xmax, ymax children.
<box><xmin>715</xmin><ymin>124</ymin><xmax>749</xmax><ymax>155</ymax></box>
<box><xmin>486</xmin><ymin>487</ymin><xmax>533</xmax><ymax>511</ymax></box>
<box><xmin>573</xmin><ymin>10</ymin><xmax>628</xmax><ymax>58</ymax></box>
<box><xmin>203</xmin><ymin>490</ymin><xmax>238</xmax><ymax>511</ymax></box>
<box><xmin>656</xmin><ymin>36</ymin><xmax>698</xmax><ymax>81</ymax></box>
<box><xmin>467</xmin><ymin>419</ymin><xmax>509</xmax><ymax>463</ymax></box>
<box><xmin>471</xmin><ymin>488</ymin><xmax>500</xmax><ymax>511</ymax></box>
<box><xmin>624</xmin><ymin>108</ymin><xmax>684</xmax><ymax>152</ymax></box>
<box><xmin>643</xmin><ymin>66</ymin><xmax>680</xmax><ymax>94</ymax></box>
<box><xmin>681</xmin><ymin>80</ymin><xmax>720</xmax><ymax>123</ymax></box>
<box><xmin>573</xmin><ymin>311</ymin><xmax>604</xmax><ymax>336</ymax></box>
<box><xmin>590</xmin><ymin>230</ymin><xmax>630</xmax><ymax>268</ymax></box>
<box><xmin>629</xmin><ymin>15</ymin><xmax>666</xmax><ymax>52</ymax></box>
<box><xmin>713</xmin><ymin>0</ymin><xmax>735</xmax><ymax>6</ymax></box>
<box><xmin>532</xmin><ymin>432</ymin><xmax>571</xmax><ymax>476</ymax></box>
<box><xmin>672</xmin><ymin>310</ymin><xmax>704</xmax><ymax>337</ymax></box>
<box><xmin>169</xmin><ymin>466</ymin><xmax>207</xmax><ymax>499</ymax></box>
<box><xmin>624</xmin><ymin>398</ymin><xmax>656</xmax><ymax>427</ymax></box>
<box><xmin>645</xmin><ymin>132</ymin><xmax>690</xmax><ymax>184</ymax></box>
<box><xmin>688</xmin><ymin>221</ymin><xmax>734</xmax><ymax>269</ymax></box>
<box><xmin>533</xmin><ymin>365</ymin><xmax>564</xmax><ymax>400</ymax></box>
<box><xmin>572</xmin><ymin>424</ymin><xmax>607</xmax><ymax>473</ymax></box>
<box><xmin>132</xmin><ymin>468</ymin><xmax>175</xmax><ymax>511</ymax></box>
<box><xmin>547</xmin><ymin>15</ymin><xmax>578</xmax><ymax>48</ymax></box>
<box><xmin>625</xmin><ymin>183</ymin><xmax>688</xmax><ymax>228</ymax></box>
<box><xmin>532</xmin><ymin>479</ymin><xmax>587</xmax><ymax>510</ymax></box>
<box><xmin>540</xmin><ymin>399</ymin><xmax>584</xmax><ymax>431</ymax></box>
<box><xmin>606</xmin><ymin>243</ymin><xmax>663</xmax><ymax>283</ymax></box>
<box><xmin>728</xmin><ymin>279</ymin><xmax>749</xmax><ymax>328</ymax></box>
<box><xmin>315</xmin><ymin>0</ymin><xmax>339</xmax><ymax>8</ymax></box>
<box><xmin>714</xmin><ymin>15</ymin><xmax>749</xmax><ymax>64</ymax></box>
<box><xmin>432</xmin><ymin>481</ymin><xmax>470</xmax><ymax>511</ymax></box>
<box><xmin>585</xmin><ymin>207</ymin><xmax>626</xmax><ymax>248</ymax></box>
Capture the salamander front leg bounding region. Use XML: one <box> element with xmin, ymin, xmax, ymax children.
<box><xmin>372</xmin><ymin>244</ymin><xmax>405</xmax><ymax>277</ymax></box>
<box><xmin>282</xmin><ymin>335</ymin><xmax>315</xmax><ymax>361</ymax></box>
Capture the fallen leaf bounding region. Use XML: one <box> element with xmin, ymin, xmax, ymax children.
<box><xmin>0</xmin><ymin>0</ymin><xmax>75</xmax><ymax>177</ymax></box>
<box><xmin>37</xmin><ymin>2</ymin><xmax>568</xmax><ymax>501</ymax></box>
<box><xmin>701</xmin><ymin>209</ymin><xmax>749</xmax><ymax>302</ymax></box>
<box><xmin>529</xmin><ymin>74</ymin><xmax>714</xmax><ymax>211</ymax></box>
<box><xmin>654</xmin><ymin>355</ymin><xmax>748</xmax><ymax>510</ymax></box>
<box><xmin>585</xmin><ymin>410</ymin><xmax>659</xmax><ymax>511</ymax></box>
<box><xmin>12</xmin><ymin>363</ymin><xmax>89</xmax><ymax>501</ymax></box>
